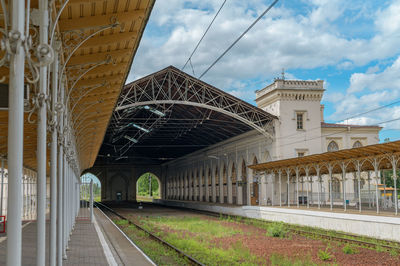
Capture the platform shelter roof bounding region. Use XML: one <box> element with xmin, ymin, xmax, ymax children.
<box><xmin>0</xmin><ymin>0</ymin><xmax>154</xmax><ymax>171</ymax></box>
<box><xmin>249</xmin><ymin>140</ymin><xmax>400</xmax><ymax>176</ymax></box>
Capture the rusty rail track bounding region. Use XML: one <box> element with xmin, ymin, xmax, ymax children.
<box><xmin>94</xmin><ymin>202</ymin><xmax>205</xmax><ymax>266</ymax></box>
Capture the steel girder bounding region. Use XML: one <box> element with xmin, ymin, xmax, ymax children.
<box><xmin>116</xmin><ymin>66</ymin><xmax>276</xmax><ymax>138</ymax></box>
<box><xmin>99</xmin><ymin>66</ymin><xmax>276</xmax><ymax>162</ymax></box>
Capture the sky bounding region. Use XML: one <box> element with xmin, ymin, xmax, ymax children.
<box><xmin>127</xmin><ymin>0</ymin><xmax>400</xmax><ymax>142</ymax></box>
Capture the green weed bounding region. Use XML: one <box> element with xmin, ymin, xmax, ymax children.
<box><xmin>389</xmin><ymin>249</ymin><xmax>398</xmax><ymax>257</ymax></box>
<box><xmin>342</xmin><ymin>244</ymin><xmax>358</xmax><ymax>254</ymax></box>
<box><xmin>270</xmin><ymin>253</ymin><xmax>317</xmax><ymax>266</ymax></box>
<box><xmin>114</xmin><ymin>219</ymin><xmax>129</xmax><ymax>225</ymax></box>
<box><xmin>375</xmin><ymin>245</ymin><xmax>385</xmax><ymax>253</ymax></box>
<box><xmin>267</xmin><ymin>222</ymin><xmax>287</xmax><ymax>238</ymax></box>
<box><xmin>318</xmin><ymin>248</ymin><xmax>333</xmax><ymax>261</ymax></box>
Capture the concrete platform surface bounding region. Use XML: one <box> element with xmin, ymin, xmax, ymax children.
<box><xmin>0</xmin><ymin>219</ymin><xmax>110</xmax><ymax>265</ymax></box>
<box><xmin>94</xmin><ymin>208</ymin><xmax>155</xmax><ymax>266</ymax></box>
<box><xmin>0</xmin><ymin>206</ymin><xmax>156</xmax><ymax>265</ymax></box>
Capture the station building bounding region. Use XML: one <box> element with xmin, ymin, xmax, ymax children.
<box><xmin>161</xmin><ymin>75</ymin><xmax>383</xmax><ymax>207</ymax></box>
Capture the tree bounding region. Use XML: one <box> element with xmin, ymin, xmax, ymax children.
<box><xmin>381</xmin><ymin>170</ymin><xmax>400</xmax><ymax>188</ymax></box>
<box><xmin>381</xmin><ymin>170</ymin><xmax>400</xmax><ymax>199</ymax></box>
<box><xmin>137</xmin><ymin>173</ymin><xmax>159</xmax><ymax>197</ymax></box>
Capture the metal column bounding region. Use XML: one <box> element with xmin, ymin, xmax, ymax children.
<box><xmin>286</xmin><ymin>171</ymin><xmax>290</xmax><ymax>207</ymax></box>
<box><xmin>392</xmin><ymin>159</ymin><xmax>398</xmax><ymax>215</ymax></box>
<box><xmin>7</xmin><ymin>0</ymin><xmax>26</xmax><ymax>264</ymax></box>
<box><xmin>63</xmin><ymin>149</ymin><xmax>67</xmax><ymax>259</ymax></box>
<box><xmin>271</xmin><ymin>173</ymin><xmax>274</xmax><ymax>206</ymax></box>
<box><xmin>306</xmin><ymin>170</ymin><xmax>309</xmax><ymax>209</ymax></box>
<box><xmin>37</xmin><ymin>0</ymin><xmax>50</xmax><ymax>263</ymax></box>
<box><xmin>317</xmin><ymin>168</ymin><xmax>321</xmax><ymax>209</ymax></box>
<box><xmin>0</xmin><ymin>158</ymin><xmax>4</xmax><ymax>216</ymax></box>
<box><xmin>296</xmin><ymin>169</ymin><xmax>299</xmax><ymax>208</ymax></box>
<box><xmin>342</xmin><ymin>167</ymin><xmax>347</xmax><ymax>211</ymax></box>
<box><xmin>50</xmin><ymin>48</ymin><xmax>59</xmax><ymax>266</ymax></box>
<box><xmin>57</xmin><ymin>83</ymin><xmax>65</xmax><ymax>264</ymax></box>
<box><xmin>329</xmin><ymin>168</ymin><xmax>333</xmax><ymax>211</ymax></box>
<box><xmin>357</xmin><ymin>165</ymin><xmax>362</xmax><ymax>212</ymax></box>
<box><xmin>278</xmin><ymin>170</ymin><xmax>282</xmax><ymax>207</ymax></box>
<box><xmin>90</xmin><ymin>180</ymin><xmax>94</xmax><ymax>222</ymax></box>
<box><xmin>57</xmin><ymin>134</ymin><xmax>64</xmax><ymax>265</ymax></box>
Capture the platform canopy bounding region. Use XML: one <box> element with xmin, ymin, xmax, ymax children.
<box><xmin>249</xmin><ymin>140</ymin><xmax>400</xmax><ymax>176</ymax></box>
<box><xmin>95</xmin><ymin>66</ymin><xmax>277</xmax><ymax>165</ymax></box>
<box><xmin>0</xmin><ymin>0</ymin><xmax>154</xmax><ymax>171</ymax></box>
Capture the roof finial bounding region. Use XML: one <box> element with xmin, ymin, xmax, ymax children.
<box><xmin>281</xmin><ymin>68</ymin><xmax>285</xmax><ymax>80</ymax></box>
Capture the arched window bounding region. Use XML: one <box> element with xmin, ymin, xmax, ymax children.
<box><xmin>353</xmin><ymin>141</ymin><xmax>362</xmax><ymax>148</ymax></box>
<box><xmin>327</xmin><ymin>141</ymin><xmax>339</xmax><ymax>152</ymax></box>
<box><xmin>332</xmin><ymin>177</ymin><xmax>341</xmax><ymax>199</ymax></box>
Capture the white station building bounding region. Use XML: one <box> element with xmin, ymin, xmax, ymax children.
<box><xmin>161</xmin><ymin>76</ymin><xmax>383</xmax><ymax>207</ymax></box>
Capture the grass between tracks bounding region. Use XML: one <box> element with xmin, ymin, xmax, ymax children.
<box><xmin>114</xmin><ymin>214</ymin><xmax>400</xmax><ymax>265</ymax></box>
<box><xmin>114</xmin><ymin>219</ymin><xmax>190</xmax><ymax>265</ymax></box>
<box><xmin>230</xmin><ymin>214</ymin><xmax>400</xmax><ymax>252</ymax></box>
<box><xmin>117</xmin><ymin>216</ymin><xmax>320</xmax><ymax>265</ymax></box>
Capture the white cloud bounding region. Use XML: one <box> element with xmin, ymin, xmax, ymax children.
<box><xmin>323</xmin><ymin>91</ymin><xmax>344</xmax><ymax>103</ymax></box>
<box><xmin>348</xmin><ymin>56</ymin><xmax>400</xmax><ymax>93</ymax></box>
<box><xmin>327</xmin><ymin>55</ymin><xmax>400</xmax><ymax>131</ymax></box>
<box><xmin>129</xmin><ymin>0</ymin><xmax>400</xmax><ymax>91</ymax></box>
<box><xmin>337</xmin><ymin>61</ymin><xmax>353</xmax><ymax>70</ymax></box>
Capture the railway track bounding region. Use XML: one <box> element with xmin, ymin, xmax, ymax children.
<box><xmin>94</xmin><ymin>202</ymin><xmax>205</xmax><ymax>266</ymax></box>
<box><xmin>147</xmin><ymin>202</ymin><xmax>400</xmax><ymax>252</ymax></box>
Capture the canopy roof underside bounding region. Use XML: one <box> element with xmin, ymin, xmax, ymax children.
<box><xmin>95</xmin><ymin>66</ymin><xmax>276</xmax><ymax>165</ymax></box>
<box><xmin>0</xmin><ymin>0</ymin><xmax>154</xmax><ymax>171</ymax></box>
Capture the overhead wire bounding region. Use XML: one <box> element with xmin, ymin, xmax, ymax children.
<box><xmin>199</xmin><ymin>0</ymin><xmax>279</xmax><ymax>79</ymax></box>
<box><xmin>182</xmin><ymin>0</ymin><xmax>227</xmax><ymax>71</ymax></box>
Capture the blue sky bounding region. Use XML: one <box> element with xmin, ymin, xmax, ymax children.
<box><xmin>128</xmin><ymin>0</ymin><xmax>400</xmax><ymax>142</ymax></box>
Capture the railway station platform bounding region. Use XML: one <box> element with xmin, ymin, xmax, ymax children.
<box><xmin>0</xmin><ymin>219</ymin><xmax>108</xmax><ymax>265</ymax></box>
<box><xmin>0</xmin><ymin>209</ymin><xmax>154</xmax><ymax>265</ymax></box>
<box><xmin>155</xmin><ymin>199</ymin><xmax>400</xmax><ymax>242</ymax></box>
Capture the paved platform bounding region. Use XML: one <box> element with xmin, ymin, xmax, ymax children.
<box><xmin>94</xmin><ymin>208</ymin><xmax>154</xmax><ymax>266</ymax></box>
<box><xmin>0</xmin><ymin>219</ymin><xmax>110</xmax><ymax>265</ymax></box>
<box><xmin>0</xmin><ymin>208</ymin><xmax>155</xmax><ymax>265</ymax></box>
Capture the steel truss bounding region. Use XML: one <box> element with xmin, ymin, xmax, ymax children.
<box><xmin>102</xmin><ymin>66</ymin><xmax>276</xmax><ymax>160</ymax></box>
<box><xmin>116</xmin><ymin>66</ymin><xmax>275</xmax><ymax>138</ymax></box>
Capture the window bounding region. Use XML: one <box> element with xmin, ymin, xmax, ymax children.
<box><xmin>296</xmin><ymin>113</ymin><xmax>303</xmax><ymax>129</ymax></box>
<box><xmin>353</xmin><ymin>141</ymin><xmax>362</xmax><ymax>148</ymax></box>
<box><xmin>327</xmin><ymin>141</ymin><xmax>339</xmax><ymax>152</ymax></box>
<box><xmin>298</xmin><ymin>152</ymin><xmax>305</xmax><ymax>157</ymax></box>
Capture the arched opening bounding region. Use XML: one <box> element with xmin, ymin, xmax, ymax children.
<box><xmin>215</xmin><ymin>166</ymin><xmax>219</xmax><ymax>202</ymax></box>
<box><xmin>223</xmin><ymin>164</ymin><xmax>227</xmax><ymax>203</ymax></box>
<box><xmin>202</xmin><ymin>169</ymin><xmax>206</xmax><ymax>201</ymax></box>
<box><xmin>136</xmin><ymin>172</ymin><xmax>160</xmax><ymax>202</ymax></box>
<box><xmin>110</xmin><ymin>175</ymin><xmax>128</xmax><ymax>201</ymax></box>
<box><xmin>328</xmin><ymin>140</ymin><xmax>339</xmax><ymax>152</ymax></box>
<box><xmin>250</xmin><ymin>157</ymin><xmax>259</xmax><ymax>206</ymax></box>
<box><xmin>231</xmin><ymin>163</ymin><xmax>237</xmax><ymax>204</ymax></box>
<box><xmin>80</xmin><ymin>173</ymin><xmax>101</xmax><ymax>202</ymax></box>
<box><xmin>353</xmin><ymin>141</ymin><xmax>362</xmax><ymax>148</ymax></box>
<box><xmin>191</xmin><ymin>171</ymin><xmax>195</xmax><ymax>201</ymax></box>
<box><xmin>208</xmin><ymin>168</ymin><xmax>212</xmax><ymax>202</ymax></box>
<box><xmin>332</xmin><ymin>177</ymin><xmax>341</xmax><ymax>200</ymax></box>
<box><xmin>241</xmin><ymin>160</ymin><xmax>247</xmax><ymax>205</ymax></box>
